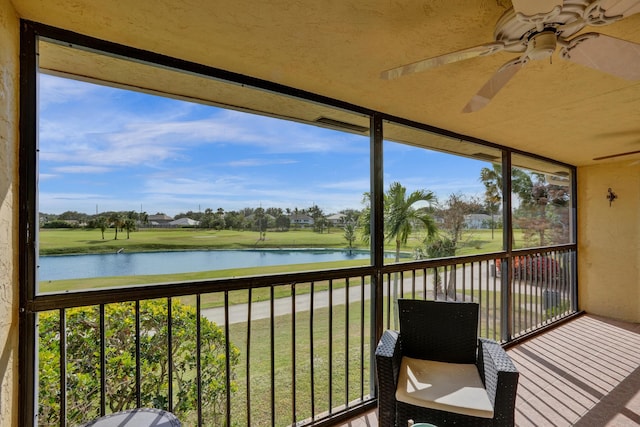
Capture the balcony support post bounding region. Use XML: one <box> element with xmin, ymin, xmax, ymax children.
<box><xmin>370</xmin><ymin>113</ymin><xmax>384</xmax><ymax>398</ymax></box>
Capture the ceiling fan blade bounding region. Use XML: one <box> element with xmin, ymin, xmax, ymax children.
<box><xmin>585</xmin><ymin>0</ymin><xmax>640</xmax><ymax>25</ymax></box>
<box><xmin>511</xmin><ymin>0</ymin><xmax>562</xmax><ymax>17</ymax></box>
<box><xmin>561</xmin><ymin>33</ymin><xmax>640</xmax><ymax>80</ymax></box>
<box><xmin>593</xmin><ymin>150</ymin><xmax>640</xmax><ymax>161</ymax></box>
<box><xmin>462</xmin><ymin>58</ymin><xmax>524</xmax><ymax>113</ymax></box>
<box><xmin>380</xmin><ymin>42</ymin><xmax>504</xmax><ymax>80</ymax></box>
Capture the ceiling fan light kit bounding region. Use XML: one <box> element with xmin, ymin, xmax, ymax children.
<box><xmin>381</xmin><ymin>0</ymin><xmax>640</xmax><ymax>112</ymax></box>
<box><xmin>525</xmin><ymin>30</ymin><xmax>557</xmax><ymax>61</ymax></box>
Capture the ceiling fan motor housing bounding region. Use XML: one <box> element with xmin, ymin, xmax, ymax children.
<box><xmin>526</xmin><ymin>30</ymin><xmax>558</xmax><ymax>61</ymax></box>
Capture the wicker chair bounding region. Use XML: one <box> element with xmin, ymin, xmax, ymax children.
<box><xmin>375</xmin><ymin>299</ymin><xmax>519</xmax><ymax>426</ymax></box>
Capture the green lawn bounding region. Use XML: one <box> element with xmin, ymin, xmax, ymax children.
<box><xmin>39</xmin><ymin>227</ymin><xmax>360</xmax><ymax>255</ymax></box>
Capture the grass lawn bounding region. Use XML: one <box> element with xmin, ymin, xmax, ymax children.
<box><xmin>39</xmin><ymin>228</ymin><xmax>365</xmax><ymax>255</ymax></box>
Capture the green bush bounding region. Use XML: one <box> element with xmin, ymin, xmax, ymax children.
<box><xmin>38</xmin><ymin>299</ymin><xmax>239</xmax><ymax>426</ymax></box>
<box><xmin>425</xmin><ymin>237</ymin><xmax>456</xmax><ymax>258</ymax></box>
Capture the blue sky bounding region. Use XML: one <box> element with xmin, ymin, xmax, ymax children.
<box><xmin>38</xmin><ymin>74</ymin><xmax>489</xmax><ymax>217</ymax></box>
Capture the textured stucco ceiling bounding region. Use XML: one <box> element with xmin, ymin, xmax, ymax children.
<box><xmin>13</xmin><ymin>0</ymin><xmax>640</xmax><ymax>166</ymax></box>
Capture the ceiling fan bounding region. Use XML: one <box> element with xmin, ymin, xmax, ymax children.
<box><xmin>381</xmin><ymin>0</ymin><xmax>640</xmax><ymax>112</ymax></box>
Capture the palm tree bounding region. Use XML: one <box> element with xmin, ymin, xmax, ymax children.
<box><xmin>95</xmin><ymin>216</ymin><xmax>108</xmax><ymax>240</ymax></box>
<box><xmin>480</xmin><ymin>164</ymin><xmax>502</xmax><ymax>239</ymax></box>
<box><xmin>123</xmin><ymin>218</ymin><xmax>136</xmax><ymax>239</ymax></box>
<box><xmin>385</xmin><ymin>182</ymin><xmax>437</xmax><ymax>328</ymax></box>
<box><xmin>358</xmin><ymin>192</ymin><xmax>372</xmax><ymax>244</ymax></box>
<box><xmin>254</xmin><ymin>207</ymin><xmax>266</xmax><ymax>241</ymax></box>
<box><xmin>343</xmin><ymin>222</ymin><xmax>356</xmax><ymax>249</ymax></box>
<box><xmin>108</xmin><ymin>212</ymin><xmax>123</xmax><ymax>240</ymax></box>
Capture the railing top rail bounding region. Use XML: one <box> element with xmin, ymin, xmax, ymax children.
<box><xmin>29</xmin><ymin>265</ymin><xmax>376</xmax><ymax>312</ymax></box>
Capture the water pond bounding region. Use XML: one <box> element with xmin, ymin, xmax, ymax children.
<box><xmin>39</xmin><ymin>249</ymin><xmax>383</xmax><ymax>281</ymax></box>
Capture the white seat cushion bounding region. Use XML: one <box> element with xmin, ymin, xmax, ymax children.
<box><xmin>396</xmin><ymin>356</ymin><xmax>494</xmax><ymax>419</ymax></box>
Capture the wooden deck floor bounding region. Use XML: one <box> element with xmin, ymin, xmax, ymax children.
<box><xmin>336</xmin><ymin>314</ymin><xmax>640</xmax><ymax>427</ymax></box>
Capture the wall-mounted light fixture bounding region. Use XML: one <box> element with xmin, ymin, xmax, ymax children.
<box><xmin>606</xmin><ymin>188</ymin><xmax>617</xmax><ymax>207</ymax></box>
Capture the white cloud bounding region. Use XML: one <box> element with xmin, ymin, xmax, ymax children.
<box><xmin>226</xmin><ymin>158</ymin><xmax>298</xmax><ymax>167</ymax></box>
<box><xmin>53</xmin><ymin>165</ymin><xmax>112</xmax><ymax>174</ymax></box>
<box><xmin>141</xmin><ymin>175</ymin><xmax>249</xmax><ymax>197</ymax></box>
<box><xmin>318</xmin><ymin>178</ymin><xmax>370</xmax><ymax>192</ymax></box>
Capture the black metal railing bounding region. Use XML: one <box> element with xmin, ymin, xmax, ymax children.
<box><xmin>34</xmin><ymin>247</ymin><xmax>576</xmax><ymax>426</ymax></box>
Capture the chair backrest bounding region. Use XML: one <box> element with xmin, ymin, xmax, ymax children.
<box><xmin>398</xmin><ymin>299</ymin><xmax>479</xmax><ymax>364</ymax></box>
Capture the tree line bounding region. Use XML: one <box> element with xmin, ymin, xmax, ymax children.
<box><xmin>40</xmin><ymin>165</ymin><xmax>570</xmax><ymax>249</ymax></box>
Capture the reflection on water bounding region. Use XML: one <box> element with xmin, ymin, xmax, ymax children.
<box><xmin>39</xmin><ymin>249</ymin><xmax>384</xmax><ymax>281</ymax></box>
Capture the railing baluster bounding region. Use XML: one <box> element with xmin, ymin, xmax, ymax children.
<box><xmin>224</xmin><ymin>291</ymin><xmax>231</xmax><ymax>427</ymax></box>
<box><xmin>470</xmin><ymin>262</ymin><xmax>475</xmax><ymax>302</ymax></box>
<box><xmin>309</xmin><ymin>282</ymin><xmax>315</xmax><ymax>420</ymax></box>
<box><xmin>245</xmin><ymin>289</ymin><xmax>251</xmax><ymax>427</ymax></box>
<box><xmin>443</xmin><ymin>265</ymin><xmax>448</xmax><ymax>301</ymax></box>
<box><xmin>462</xmin><ymin>262</ymin><xmax>467</xmax><ymax>302</ymax></box>
<box><xmin>270</xmin><ymin>286</ymin><xmax>275</xmax><ymax>426</ymax></box>
<box><xmin>167</xmin><ymin>297</ymin><xmax>173</xmax><ymax>412</ymax></box>
<box><xmin>344</xmin><ymin>277</ymin><xmax>350</xmax><ymax>408</ymax></box>
<box><xmin>360</xmin><ymin>275</ymin><xmax>365</xmax><ymax>400</ymax></box>
<box><xmin>135</xmin><ymin>301</ymin><xmax>141</xmax><ymax>409</ymax></box>
<box><xmin>100</xmin><ymin>304</ymin><xmax>106</xmax><ymax>416</ymax></box>
<box><xmin>411</xmin><ymin>270</ymin><xmax>416</xmax><ymax>299</ymax></box>
<box><xmin>485</xmin><ymin>265</ymin><xmax>489</xmax><ymax>338</ymax></box>
<box><xmin>452</xmin><ymin>264</ymin><xmax>457</xmax><ymax>300</ymax></box>
<box><xmin>328</xmin><ymin>279</ymin><xmax>333</xmax><ymax>412</ymax></box>
<box><xmin>385</xmin><ymin>274</ymin><xmax>391</xmax><ymax>329</ymax></box>
<box><xmin>59</xmin><ymin>308</ymin><xmax>66</xmax><ymax>427</ymax></box>
<box><xmin>517</xmin><ymin>258</ymin><xmax>522</xmax><ymax>334</ymax></box>
<box><xmin>422</xmin><ymin>268</ymin><xmax>427</xmax><ymax>299</ymax></box>
<box><xmin>196</xmin><ymin>294</ymin><xmax>202</xmax><ymax>427</ymax></box>
<box><xmin>291</xmin><ymin>283</ymin><xmax>297</xmax><ymax>425</ymax></box>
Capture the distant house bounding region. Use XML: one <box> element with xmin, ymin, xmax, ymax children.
<box><xmin>147</xmin><ymin>214</ymin><xmax>174</xmax><ymax>227</ymax></box>
<box><xmin>326</xmin><ymin>213</ymin><xmax>346</xmax><ymax>227</ymax></box>
<box><xmin>464</xmin><ymin>213</ymin><xmax>492</xmax><ymax>229</ymax></box>
<box><xmin>169</xmin><ymin>217</ymin><xmax>199</xmax><ymax>227</ymax></box>
<box><xmin>289</xmin><ymin>213</ymin><xmax>314</xmax><ymax>227</ymax></box>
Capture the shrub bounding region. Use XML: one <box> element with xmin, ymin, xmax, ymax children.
<box><xmin>514</xmin><ymin>255</ymin><xmax>561</xmax><ymax>282</ymax></box>
<box><xmin>496</xmin><ymin>255</ymin><xmax>562</xmax><ymax>283</ymax></box>
<box><xmin>38</xmin><ymin>299</ymin><xmax>239</xmax><ymax>426</ymax></box>
<box><xmin>42</xmin><ymin>220</ymin><xmax>75</xmax><ymax>228</ymax></box>
<box><xmin>425</xmin><ymin>237</ymin><xmax>456</xmax><ymax>258</ymax></box>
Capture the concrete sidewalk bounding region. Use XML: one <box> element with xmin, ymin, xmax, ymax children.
<box><xmin>201</xmin><ymin>283</ymin><xmax>374</xmax><ymax>325</ymax></box>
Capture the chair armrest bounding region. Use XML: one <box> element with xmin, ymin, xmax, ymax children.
<box><xmin>477</xmin><ymin>338</ymin><xmax>519</xmax><ymax>426</ymax></box>
<box><xmin>375</xmin><ymin>330</ymin><xmax>402</xmax><ymax>427</ymax></box>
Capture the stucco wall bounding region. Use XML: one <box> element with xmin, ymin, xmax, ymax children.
<box><xmin>578</xmin><ymin>162</ymin><xmax>640</xmax><ymax>323</ymax></box>
<box><xmin>0</xmin><ymin>0</ymin><xmax>18</xmax><ymax>424</ymax></box>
